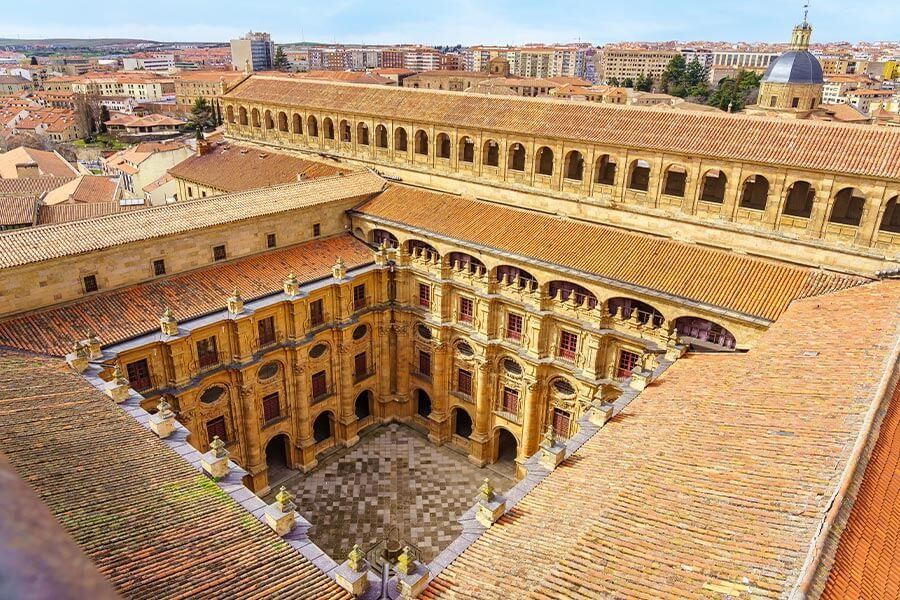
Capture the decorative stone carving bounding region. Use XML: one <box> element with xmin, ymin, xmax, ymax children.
<box><xmin>201</xmin><ymin>435</ymin><xmax>230</xmax><ymax>479</ymax></box>
<box><xmin>227</xmin><ymin>288</ymin><xmax>244</xmax><ymax>315</ymax></box>
<box><xmin>264</xmin><ymin>486</ymin><xmax>297</xmax><ymax>535</ymax></box>
<box><xmin>103</xmin><ymin>364</ymin><xmax>131</xmax><ymax>403</ymax></box>
<box><xmin>65</xmin><ymin>341</ymin><xmax>89</xmax><ymax>373</ymax></box>
<box><xmin>538</xmin><ymin>423</ymin><xmax>567</xmax><ymax>470</ymax></box>
<box><xmin>332</xmin><ymin>257</ymin><xmax>347</xmax><ymax>280</ymax></box>
<box><xmin>283</xmin><ymin>271</ymin><xmax>300</xmax><ymax>297</ymax></box>
<box><xmin>160</xmin><ymin>307</ymin><xmax>178</xmax><ymax>336</ymax></box>
<box><xmin>84</xmin><ymin>330</ymin><xmax>102</xmax><ymax>359</ymax></box>
<box><xmin>335</xmin><ymin>544</ymin><xmax>370</xmax><ymax>596</ymax></box>
<box><xmin>394</xmin><ymin>546</ymin><xmax>430</xmax><ymax>600</ymax></box>
<box><xmin>475</xmin><ymin>478</ymin><xmax>507</xmax><ymax>528</ymax></box>
<box><xmin>149</xmin><ymin>397</ymin><xmax>177</xmax><ymax>438</ymax></box>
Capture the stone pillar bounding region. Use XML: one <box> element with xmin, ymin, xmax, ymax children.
<box><xmin>469</xmin><ymin>362</ymin><xmax>493</xmax><ymax>466</ymax></box>
<box><xmin>337</xmin><ymin>338</ymin><xmax>359</xmax><ymax>448</ymax></box>
<box><xmin>519</xmin><ymin>379</ymin><xmax>542</xmax><ymax>459</ymax></box>
<box><xmin>149</xmin><ymin>397</ymin><xmax>177</xmax><ymax>438</ymax></box>
<box><xmin>291</xmin><ymin>361</ymin><xmax>317</xmax><ymax>472</ymax></box>
<box><xmin>263</xmin><ymin>486</ymin><xmax>297</xmax><ymax>535</ymax></box>
<box><xmin>475</xmin><ymin>478</ymin><xmax>507</xmax><ymax>528</ymax></box>
<box><xmin>393</xmin><ymin>546</ymin><xmax>430</xmax><ymax>600</ymax></box>
<box><xmin>201</xmin><ymin>436</ymin><xmax>230</xmax><ymax>479</ymax></box>
<box><xmin>103</xmin><ymin>364</ymin><xmax>131</xmax><ymax>403</ymax></box>
<box><xmin>335</xmin><ymin>545</ymin><xmax>370</xmax><ymax>597</ymax></box>
<box><xmin>427</xmin><ymin>341</ymin><xmax>448</xmax><ymax>445</ymax></box>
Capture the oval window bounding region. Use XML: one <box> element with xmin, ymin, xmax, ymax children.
<box><xmin>352</xmin><ymin>324</ymin><xmax>368</xmax><ymax>340</ymax></box>
<box><xmin>503</xmin><ymin>358</ymin><xmax>522</xmax><ymax>375</ymax></box>
<box><xmin>258</xmin><ymin>361</ymin><xmax>279</xmax><ymax>380</ymax></box>
<box><xmin>553</xmin><ymin>379</ymin><xmax>576</xmax><ymax>395</ymax></box>
<box><xmin>200</xmin><ymin>385</ymin><xmax>227</xmax><ymax>404</ymax></box>
<box><xmin>416</xmin><ymin>324</ymin><xmax>432</xmax><ymax>340</ymax></box>
<box><xmin>309</xmin><ymin>343</ymin><xmax>328</xmax><ymax>359</ymax></box>
<box><xmin>456</xmin><ymin>342</ymin><xmax>474</xmax><ymax>357</ymax></box>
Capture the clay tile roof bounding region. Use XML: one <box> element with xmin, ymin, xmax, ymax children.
<box><xmin>168</xmin><ymin>143</ymin><xmax>352</xmax><ymax>193</ymax></box>
<box><xmin>42</xmin><ymin>175</ymin><xmax>119</xmax><ymax>205</ymax></box>
<box><xmin>353</xmin><ymin>186</ymin><xmax>867</xmax><ymax>321</ymax></box>
<box><xmin>0</xmin><ymin>195</ymin><xmax>36</xmax><ymax>226</ymax></box>
<box><xmin>224</xmin><ymin>75</ymin><xmax>900</xmax><ymax>181</ymax></box>
<box><xmin>0</xmin><ymin>175</ymin><xmax>74</xmax><ymax>196</ymax></box>
<box><xmin>105</xmin><ymin>113</ymin><xmax>185</xmax><ymax>127</ymax></box>
<box><xmin>0</xmin><ymin>146</ymin><xmax>77</xmax><ymax>178</ymax></box>
<box><xmin>35</xmin><ymin>201</ymin><xmax>145</xmax><ymax>226</ymax></box>
<box><xmin>422</xmin><ymin>279</ymin><xmax>900</xmax><ymax>600</ymax></box>
<box><xmin>0</xmin><ymin>233</ymin><xmax>374</xmax><ymax>355</ymax></box>
<box><xmin>0</xmin><ymin>170</ymin><xmax>384</xmax><ymax>269</ymax></box>
<box><xmin>0</xmin><ymin>348</ymin><xmax>351</xmax><ymax>599</ymax></box>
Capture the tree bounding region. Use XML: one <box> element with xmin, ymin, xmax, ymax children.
<box><xmin>190</xmin><ymin>97</ymin><xmax>216</xmax><ymax>132</ymax></box>
<box><xmin>607</xmin><ymin>76</ymin><xmax>620</xmax><ymax>86</ymax></box>
<box><xmin>622</xmin><ymin>77</ymin><xmax>634</xmax><ymax>89</ymax></box>
<box><xmin>684</xmin><ymin>59</ymin><xmax>711</xmax><ymax>98</ymax></box>
<box><xmin>29</xmin><ymin>56</ymin><xmax>38</xmax><ymax>66</ymax></box>
<box><xmin>273</xmin><ymin>46</ymin><xmax>290</xmax><ymax>71</ymax></box>
<box><xmin>634</xmin><ymin>74</ymin><xmax>653</xmax><ymax>92</ymax></box>
<box><xmin>660</xmin><ymin>55</ymin><xmax>686</xmax><ymax>95</ymax></box>
<box><xmin>97</xmin><ymin>105</ymin><xmax>110</xmax><ymax>134</ymax></box>
<box><xmin>707</xmin><ymin>70</ymin><xmax>762</xmax><ymax>112</ymax></box>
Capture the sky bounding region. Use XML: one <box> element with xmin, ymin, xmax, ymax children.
<box><xmin>2</xmin><ymin>0</ymin><xmax>899</xmax><ymax>45</ymax></box>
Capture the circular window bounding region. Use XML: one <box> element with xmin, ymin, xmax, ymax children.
<box><xmin>503</xmin><ymin>358</ymin><xmax>522</xmax><ymax>375</ymax></box>
<box><xmin>456</xmin><ymin>342</ymin><xmax>474</xmax><ymax>357</ymax></box>
<box><xmin>200</xmin><ymin>385</ymin><xmax>227</xmax><ymax>404</ymax></box>
<box><xmin>352</xmin><ymin>324</ymin><xmax>368</xmax><ymax>340</ymax></box>
<box><xmin>553</xmin><ymin>379</ymin><xmax>576</xmax><ymax>395</ymax></box>
<box><xmin>309</xmin><ymin>343</ymin><xmax>328</xmax><ymax>359</ymax></box>
<box><xmin>416</xmin><ymin>324</ymin><xmax>432</xmax><ymax>340</ymax></box>
<box><xmin>258</xmin><ymin>361</ymin><xmax>280</xmax><ymax>380</ymax></box>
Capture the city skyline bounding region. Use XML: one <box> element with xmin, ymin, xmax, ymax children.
<box><xmin>4</xmin><ymin>0</ymin><xmax>900</xmax><ymax>46</ymax></box>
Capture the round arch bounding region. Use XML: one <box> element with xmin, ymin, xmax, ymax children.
<box><xmin>250</xmin><ymin>107</ymin><xmax>261</xmax><ymax>128</ymax></box>
<box><xmin>740</xmin><ymin>174</ymin><xmax>769</xmax><ymax>210</ymax></box>
<box><xmin>339</xmin><ymin>119</ymin><xmax>351</xmax><ymax>142</ymax></box>
<box><xmin>828</xmin><ymin>187</ymin><xmax>866</xmax><ymax>226</ymax></box>
<box><xmin>607</xmin><ymin>297</ymin><xmax>664</xmax><ymax>327</ymax></box>
<box><xmin>594</xmin><ymin>154</ymin><xmax>617</xmax><ymax>185</ymax></box>
<box><xmin>548</xmin><ymin>280</ymin><xmax>598</xmax><ymax>308</ymax></box>
<box><xmin>482</xmin><ymin>139</ymin><xmax>499</xmax><ymax>166</ymax></box>
<box><xmin>225</xmin><ymin>105</ymin><xmax>235</xmax><ymax>124</ymax></box>
<box><xmin>662</xmin><ymin>164</ymin><xmax>688</xmax><ymax>197</ymax></box>
<box><xmin>535</xmin><ymin>146</ymin><xmax>554</xmax><ymax>176</ymax></box>
<box><xmin>507</xmin><ymin>142</ymin><xmax>526</xmax><ymax>171</ymax></box>
<box><xmin>407</xmin><ymin>239</ymin><xmax>440</xmax><ymax>260</ymax></box>
<box><xmin>277</xmin><ymin>111</ymin><xmax>288</xmax><ymax>132</ymax></box>
<box><xmin>238</xmin><ymin>106</ymin><xmax>248</xmax><ymax>126</ymax></box>
<box><xmin>354</xmin><ymin>390</ymin><xmax>373</xmax><ymax>420</ymax></box>
<box><xmin>322</xmin><ymin>117</ymin><xmax>335</xmax><ymax>140</ymax></box>
<box><xmin>459</xmin><ymin>136</ymin><xmax>475</xmax><ymax>163</ymax></box>
<box><xmin>783</xmin><ymin>180</ymin><xmax>815</xmax><ymax>218</ymax></box>
<box><xmin>394</xmin><ymin>127</ymin><xmax>408</xmax><ymax>151</ymax></box>
<box><xmin>674</xmin><ymin>316</ymin><xmax>737</xmax><ymax>350</ymax></box>
<box><xmin>307</xmin><ymin>115</ymin><xmax>319</xmax><ymax>137</ymax></box>
<box><xmin>414</xmin><ymin>129</ymin><xmax>429</xmax><ymax>155</ymax></box>
<box><xmin>263</xmin><ymin>109</ymin><xmax>274</xmax><ymax>130</ymax></box>
<box><xmin>372</xmin><ymin>228</ymin><xmax>399</xmax><ymax>248</ymax></box>
<box><xmin>628</xmin><ymin>159</ymin><xmax>651</xmax><ymax>191</ymax></box>
<box><xmin>291</xmin><ymin>113</ymin><xmax>302</xmax><ymax>134</ymax></box>
<box><xmin>494</xmin><ymin>264</ymin><xmax>537</xmax><ymax>290</ymax></box>
<box><xmin>415</xmin><ymin>389</ymin><xmax>432</xmax><ymax>418</ymax></box>
<box><xmin>264</xmin><ymin>433</ymin><xmax>291</xmax><ymax>475</ymax></box>
<box><xmin>493</xmin><ymin>426</ymin><xmax>519</xmax><ymax>464</ymax></box>
<box><xmin>374</xmin><ymin>124</ymin><xmax>388</xmax><ymax>148</ymax></box>
<box><xmin>563</xmin><ymin>150</ymin><xmax>584</xmax><ymax>181</ymax></box>
<box><xmin>448</xmin><ymin>251</ymin><xmax>486</xmax><ymax>274</ymax></box>
<box><xmin>880</xmin><ymin>195</ymin><xmax>900</xmax><ymax>233</ymax></box>
<box><xmin>451</xmin><ymin>406</ymin><xmax>473</xmax><ymax>439</ymax></box>
<box><xmin>699</xmin><ymin>168</ymin><xmax>727</xmax><ymax>203</ymax></box>
<box><xmin>312</xmin><ymin>410</ymin><xmax>334</xmax><ymax>443</ymax></box>
<box><xmin>436</xmin><ymin>132</ymin><xmax>451</xmax><ymax>158</ymax></box>
<box><xmin>356</xmin><ymin>122</ymin><xmax>370</xmax><ymax>145</ymax></box>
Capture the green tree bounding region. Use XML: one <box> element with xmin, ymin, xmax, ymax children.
<box><xmin>622</xmin><ymin>77</ymin><xmax>634</xmax><ymax>89</ymax></box>
<box><xmin>708</xmin><ymin>69</ymin><xmax>763</xmax><ymax>112</ymax></box>
<box><xmin>660</xmin><ymin>55</ymin><xmax>686</xmax><ymax>95</ymax></box>
<box><xmin>684</xmin><ymin>59</ymin><xmax>711</xmax><ymax>98</ymax></box>
<box><xmin>634</xmin><ymin>74</ymin><xmax>653</xmax><ymax>92</ymax></box>
<box><xmin>607</xmin><ymin>76</ymin><xmax>620</xmax><ymax>86</ymax></box>
<box><xmin>30</xmin><ymin>56</ymin><xmax>38</xmax><ymax>66</ymax></box>
<box><xmin>273</xmin><ymin>45</ymin><xmax>290</xmax><ymax>71</ymax></box>
<box><xmin>190</xmin><ymin>97</ymin><xmax>216</xmax><ymax>131</ymax></box>
<box><xmin>97</xmin><ymin>105</ymin><xmax>109</xmax><ymax>134</ymax></box>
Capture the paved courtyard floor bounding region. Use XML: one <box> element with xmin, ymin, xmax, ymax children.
<box><xmin>265</xmin><ymin>423</ymin><xmax>516</xmax><ymax>563</ymax></box>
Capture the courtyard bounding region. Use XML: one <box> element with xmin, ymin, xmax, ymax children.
<box><xmin>264</xmin><ymin>423</ymin><xmax>515</xmax><ymax>563</ymax></box>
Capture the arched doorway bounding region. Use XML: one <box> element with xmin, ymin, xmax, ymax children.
<box><xmin>313</xmin><ymin>411</ymin><xmax>333</xmax><ymax>443</ymax></box>
<box><xmin>495</xmin><ymin>428</ymin><xmax>518</xmax><ymax>463</ymax></box>
<box><xmin>453</xmin><ymin>407</ymin><xmax>473</xmax><ymax>439</ymax></box>
<box><xmin>355</xmin><ymin>390</ymin><xmax>372</xmax><ymax>420</ymax></box>
<box><xmin>416</xmin><ymin>389</ymin><xmax>432</xmax><ymax>418</ymax></box>
<box><xmin>265</xmin><ymin>434</ymin><xmax>291</xmax><ymax>486</ymax></box>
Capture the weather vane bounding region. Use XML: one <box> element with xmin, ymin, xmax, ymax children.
<box><xmin>803</xmin><ymin>1</ymin><xmax>810</xmax><ymax>22</ymax></box>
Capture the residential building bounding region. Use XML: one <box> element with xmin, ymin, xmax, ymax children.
<box><xmin>822</xmin><ymin>74</ymin><xmax>881</xmax><ymax>104</ymax></box>
<box><xmin>230</xmin><ymin>31</ymin><xmax>275</xmax><ymax>72</ymax></box>
<box><xmin>597</xmin><ymin>48</ymin><xmax>680</xmax><ymax>83</ymax></box>
<box><xmin>174</xmin><ymin>70</ymin><xmax>245</xmax><ymax>114</ymax></box>
<box><xmin>122</xmin><ymin>53</ymin><xmax>176</xmax><ymax>72</ymax></box>
<box><xmin>403</xmin><ymin>47</ymin><xmax>442</xmax><ymax>72</ymax></box>
<box><xmin>0</xmin><ymin>75</ymin><xmax>32</xmax><ymax>96</ymax></box>
<box><xmin>102</xmin><ymin>141</ymin><xmax>193</xmax><ymax>197</ymax></box>
<box><xmin>0</xmin><ymin>146</ymin><xmax>77</xmax><ymax>178</ymax></box>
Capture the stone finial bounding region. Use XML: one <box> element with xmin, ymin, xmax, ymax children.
<box><xmin>332</xmin><ymin>257</ymin><xmax>346</xmax><ymax>280</ymax></box>
<box><xmin>274</xmin><ymin>485</ymin><xmax>296</xmax><ymax>513</ymax></box>
<box><xmin>337</xmin><ymin>543</ymin><xmax>371</xmax><ymax>596</ymax></box>
<box><xmin>112</xmin><ymin>363</ymin><xmax>128</xmax><ymax>386</ymax></box>
<box><xmin>539</xmin><ymin>423</ymin><xmax>566</xmax><ymax>470</ymax></box>
<box><xmin>149</xmin><ymin>397</ymin><xmax>177</xmax><ymax>438</ymax></box>
<box><xmin>396</xmin><ymin>546</ymin><xmax>416</xmax><ymax>576</ymax></box>
<box><xmin>348</xmin><ymin>544</ymin><xmax>366</xmax><ymax>572</ymax></box>
<box><xmin>629</xmin><ymin>308</ymin><xmax>642</xmax><ymax>325</ymax></box>
<box><xmin>283</xmin><ymin>271</ymin><xmax>300</xmax><ymax>297</ymax></box>
<box><xmin>202</xmin><ymin>435</ymin><xmax>230</xmax><ymax>479</ymax></box>
<box><xmin>85</xmin><ymin>330</ymin><xmax>102</xmax><ymax>359</ymax></box>
<box><xmin>613</xmin><ymin>305</ymin><xmax>624</xmax><ymax>320</ymax></box>
<box><xmin>476</xmin><ymin>478</ymin><xmax>507</xmax><ymax>528</ymax></box>
<box><xmin>264</xmin><ymin>486</ymin><xmax>298</xmax><ymax>535</ymax></box>
<box><xmin>66</xmin><ymin>341</ymin><xmax>89</xmax><ymax>373</ymax></box>
<box><xmin>374</xmin><ymin>242</ymin><xmax>389</xmax><ymax>266</ymax></box>
<box><xmin>157</xmin><ymin>397</ymin><xmax>174</xmax><ymax>419</ymax></box>
<box><xmin>160</xmin><ymin>307</ymin><xmax>178</xmax><ymax>336</ymax></box>
<box><xmin>478</xmin><ymin>478</ymin><xmax>495</xmax><ymax>503</ymax></box>
<box><xmin>210</xmin><ymin>435</ymin><xmax>227</xmax><ymax>458</ymax></box>
<box><xmin>103</xmin><ymin>363</ymin><xmax>131</xmax><ymax>403</ymax></box>
<box><xmin>540</xmin><ymin>423</ymin><xmax>555</xmax><ymax>450</ymax></box>
<box><xmin>227</xmin><ymin>288</ymin><xmax>244</xmax><ymax>314</ymax></box>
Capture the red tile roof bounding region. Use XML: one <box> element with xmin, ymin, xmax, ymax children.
<box><xmin>423</xmin><ymin>279</ymin><xmax>900</xmax><ymax>600</ymax></box>
<box><xmin>0</xmin><ymin>234</ymin><xmax>374</xmax><ymax>355</ymax></box>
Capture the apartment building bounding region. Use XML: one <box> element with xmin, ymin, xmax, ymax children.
<box><xmin>230</xmin><ymin>31</ymin><xmax>275</xmax><ymax>72</ymax></box>
<box><xmin>598</xmin><ymin>48</ymin><xmax>679</xmax><ymax>83</ymax></box>
<box><xmin>122</xmin><ymin>53</ymin><xmax>176</xmax><ymax>72</ymax></box>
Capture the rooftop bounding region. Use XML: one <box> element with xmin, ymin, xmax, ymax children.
<box><xmin>0</xmin><ymin>146</ymin><xmax>77</xmax><ymax>178</ymax></box>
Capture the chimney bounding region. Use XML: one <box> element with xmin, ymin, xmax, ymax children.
<box><xmin>196</xmin><ymin>139</ymin><xmax>211</xmax><ymax>156</ymax></box>
<box><xmin>15</xmin><ymin>161</ymin><xmax>39</xmax><ymax>178</ymax></box>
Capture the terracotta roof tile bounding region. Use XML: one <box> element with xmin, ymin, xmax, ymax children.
<box><xmin>0</xmin><ymin>234</ymin><xmax>374</xmax><ymax>355</ymax></box>
<box><xmin>0</xmin><ymin>195</ymin><xmax>36</xmax><ymax>226</ymax></box>
<box><xmin>354</xmin><ymin>186</ymin><xmax>866</xmax><ymax>321</ymax></box>
<box><xmin>422</xmin><ymin>280</ymin><xmax>900</xmax><ymax>600</ymax></box>
<box><xmin>0</xmin><ymin>146</ymin><xmax>77</xmax><ymax>178</ymax></box>
<box><xmin>224</xmin><ymin>75</ymin><xmax>900</xmax><ymax>181</ymax></box>
<box><xmin>35</xmin><ymin>201</ymin><xmax>145</xmax><ymax>226</ymax></box>
<box><xmin>0</xmin><ymin>349</ymin><xmax>350</xmax><ymax>599</ymax></box>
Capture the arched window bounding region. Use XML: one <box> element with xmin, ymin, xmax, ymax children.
<box><xmin>595</xmin><ymin>154</ymin><xmax>616</xmax><ymax>185</ymax></box>
<box><xmin>700</xmin><ymin>169</ymin><xmax>727</xmax><ymax>203</ymax></box>
<box><xmin>495</xmin><ymin>265</ymin><xmax>537</xmax><ymax>290</ymax></box>
<box><xmin>508</xmin><ymin>143</ymin><xmax>526</xmax><ymax>171</ymax></box>
<box><xmin>339</xmin><ymin>119</ymin><xmax>351</xmax><ymax>142</ymax></box>
<box><xmin>292</xmin><ymin>113</ymin><xmax>302</xmax><ymax>134</ymax></box>
<box><xmin>740</xmin><ymin>175</ymin><xmax>769</xmax><ymax>210</ymax></box>
<box><xmin>548</xmin><ymin>280</ymin><xmax>598</xmax><ymax>308</ymax></box>
<box><xmin>264</xmin><ymin>109</ymin><xmax>274</xmax><ymax>130</ymax></box>
<box><xmin>453</xmin><ymin>407</ymin><xmax>473</xmax><ymax>438</ymax></box>
<box><xmin>482</xmin><ymin>139</ymin><xmax>499</xmax><ymax>166</ymax></box>
<box><xmin>663</xmin><ymin>165</ymin><xmax>687</xmax><ymax>197</ymax></box>
<box><xmin>322</xmin><ymin>117</ymin><xmax>335</xmax><ymax>140</ymax></box>
<box><xmin>675</xmin><ymin>317</ymin><xmax>736</xmax><ymax>350</ymax></box>
<box><xmin>607</xmin><ymin>297</ymin><xmax>664</xmax><ymax>327</ymax></box>
<box><xmin>313</xmin><ymin>411</ymin><xmax>333</xmax><ymax>443</ymax></box>
<box><xmin>535</xmin><ymin>146</ymin><xmax>554</xmax><ymax>176</ymax></box>
<box><xmin>307</xmin><ymin>115</ymin><xmax>319</xmax><ymax>137</ymax></box>
<box><xmin>459</xmin><ymin>137</ymin><xmax>475</xmax><ymax>163</ymax></box>
<box><xmin>783</xmin><ymin>181</ymin><xmax>815</xmax><ymax>218</ymax></box>
<box><xmin>829</xmin><ymin>187</ymin><xmax>865</xmax><ymax>226</ymax></box>
<box><xmin>275</xmin><ymin>111</ymin><xmax>287</xmax><ymax>132</ymax></box>
<box><xmin>414</xmin><ymin>129</ymin><xmax>429</xmax><ymax>155</ymax></box>
<box><xmin>225</xmin><ymin>105</ymin><xmax>235</xmax><ymax>124</ymax></box>
<box><xmin>448</xmin><ymin>252</ymin><xmax>485</xmax><ymax>274</ymax></box>
<box><xmin>407</xmin><ymin>239</ymin><xmax>439</xmax><ymax>260</ymax></box>
<box><xmin>628</xmin><ymin>160</ymin><xmax>651</xmax><ymax>191</ymax></box>
<box><xmin>372</xmin><ymin>228</ymin><xmax>398</xmax><ymax>247</ymax></box>
<box><xmin>436</xmin><ymin>133</ymin><xmax>451</xmax><ymax>158</ymax></box>
<box><xmin>563</xmin><ymin>150</ymin><xmax>583</xmax><ymax>181</ymax></box>
<box><xmin>238</xmin><ymin>106</ymin><xmax>247</xmax><ymax>126</ymax></box>
<box><xmin>375</xmin><ymin>124</ymin><xmax>388</xmax><ymax>148</ymax></box>
<box><xmin>355</xmin><ymin>391</ymin><xmax>372</xmax><ymax>420</ymax></box>
<box><xmin>394</xmin><ymin>127</ymin><xmax>408</xmax><ymax>151</ymax></box>
<box><xmin>357</xmin><ymin>122</ymin><xmax>369</xmax><ymax>145</ymax></box>
<box><xmin>880</xmin><ymin>196</ymin><xmax>900</xmax><ymax>234</ymax></box>
<box><xmin>416</xmin><ymin>389</ymin><xmax>432</xmax><ymax>418</ymax></box>
<box><xmin>251</xmin><ymin>108</ymin><xmax>261</xmax><ymax>128</ymax></box>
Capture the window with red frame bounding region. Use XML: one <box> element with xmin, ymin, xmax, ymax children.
<box><xmin>418</xmin><ymin>283</ymin><xmax>431</xmax><ymax>309</ymax></box>
<box><xmin>418</xmin><ymin>350</ymin><xmax>431</xmax><ymax>376</ymax></box>
<box><xmin>262</xmin><ymin>392</ymin><xmax>281</xmax><ymax>422</ymax></box>
<box><xmin>309</xmin><ymin>299</ymin><xmax>324</xmax><ymax>327</ymax></box>
<box><xmin>502</xmin><ymin>387</ymin><xmax>519</xmax><ymax>414</ymax></box>
<box><xmin>559</xmin><ymin>330</ymin><xmax>578</xmax><ymax>361</ymax></box>
<box><xmin>617</xmin><ymin>349</ymin><xmax>641</xmax><ymax>378</ymax></box>
<box><xmin>353</xmin><ymin>284</ymin><xmax>367</xmax><ymax>311</ymax></box>
<box><xmin>354</xmin><ymin>352</ymin><xmax>368</xmax><ymax>377</ymax></box>
<box><xmin>457</xmin><ymin>369</ymin><xmax>473</xmax><ymax>396</ymax></box>
<box><xmin>206</xmin><ymin>416</ymin><xmax>227</xmax><ymax>442</ymax></box>
<box><xmin>459</xmin><ymin>297</ymin><xmax>474</xmax><ymax>323</ymax></box>
<box><xmin>126</xmin><ymin>359</ymin><xmax>152</xmax><ymax>392</ymax></box>
<box><xmin>506</xmin><ymin>313</ymin><xmax>523</xmax><ymax>341</ymax></box>
<box><xmin>257</xmin><ymin>316</ymin><xmax>276</xmax><ymax>347</ymax></box>
<box><xmin>552</xmin><ymin>408</ymin><xmax>571</xmax><ymax>441</ymax></box>
<box><xmin>311</xmin><ymin>370</ymin><xmax>328</xmax><ymax>399</ymax></box>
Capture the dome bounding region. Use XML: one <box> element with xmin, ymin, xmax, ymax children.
<box><xmin>762</xmin><ymin>50</ymin><xmax>824</xmax><ymax>85</ymax></box>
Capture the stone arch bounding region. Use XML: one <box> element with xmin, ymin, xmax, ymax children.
<box><xmin>291</xmin><ymin>113</ymin><xmax>302</xmax><ymax>134</ymax></box>
<box><xmin>548</xmin><ymin>280</ymin><xmax>598</xmax><ymax>308</ymax></box>
<box><xmin>507</xmin><ymin>142</ymin><xmax>526</xmax><ymax>171</ymax></box>
<box><xmin>563</xmin><ymin>150</ymin><xmax>584</xmax><ymax>181</ymax></box>
<box><xmin>674</xmin><ymin>316</ymin><xmax>737</xmax><ymax>350</ymax></box>
<box><xmin>662</xmin><ymin>164</ymin><xmax>687</xmax><ymax>197</ymax></box>
<box><xmin>356</xmin><ymin>122</ymin><xmax>369</xmax><ymax>145</ymax></box>
<box><xmin>740</xmin><ymin>174</ymin><xmax>769</xmax><ymax>210</ymax></box>
<box><xmin>238</xmin><ymin>106</ymin><xmax>248</xmax><ymax>126</ymax></box>
<box><xmin>225</xmin><ymin>105</ymin><xmax>235</xmax><ymax>124</ymax></box>
<box><xmin>880</xmin><ymin>195</ymin><xmax>900</xmax><ymax>233</ymax></box>
<box><xmin>828</xmin><ymin>187</ymin><xmax>866</xmax><ymax>226</ymax></box>
<box><xmin>322</xmin><ymin>117</ymin><xmax>335</xmax><ymax>140</ymax></box>
<box><xmin>594</xmin><ymin>154</ymin><xmax>617</xmax><ymax>185</ymax></box>
<box><xmin>459</xmin><ymin>136</ymin><xmax>475</xmax><ymax>163</ymax></box>
<box><xmin>263</xmin><ymin>109</ymin><xmax>274</xmax><ymax>130</ymax></box>
<box><xmin>452</xmin><ymin>406</ymin><xmax>473</xmax><ymax>438</ymax></box>
<box><xmin>394</xmin><ymin>127</ymin><xmax>408</xmax><ymax>151</ymax></box>
<box><xmin>312</xmin><ymin>410</ymin><xmax>334</xmax><ymax>443</ymax></box>
<box><xmin>436</xmin><ymin>132</ymin><xmax>451</xmax><ymax>158</ymax></box>
<box><xmin>251</xmin><ymin>107</ymin><xmax>261</xmax><ymax>128</ymax></box>
<box><xmin>494</xmin><ymin>264</ymin><xmax>538</xmax><ymax>290</ymax></box>
<box><xmin>783</xmin><ymin>180</ymin><xmax>815</xmax><ymax>218</ymax></box>
<box><xmin>493</xmin><ymin>426</ymin><xmax>519</xmax><ymax>464</ymax></box>
<box><xmin>482</xmin><ymin>139</ymin><xmax>499</xmax><ymax>166</ymax></box>
<box><xmin>372</xmin><ymin>228</ymin><xmax>399</xmax><ymax>247</ymax></box>
<box><xmin>699</xmin><ymin>169</ymin><xmax>727</xmax><ymax>203</ymax></box>
<box><xmin>375</xmin><ymin>124</ymin><xmax>388</xmax><ymax>148</ymax></box>
<box><xmin>607</xmin><ymin>297</ymin><xmax>664</xmax><ymax>327</ymax></box>
<box><xmin>415</xmin><ymin>388</ymin><xmax>432</xmax><ymax>418</ymax></box>
<box><xmin>339</xmin><ymin>119</ymin><xmax>351</xmax><ymax>142</ymax></box>
<box><xmin>628</xmin><ymin>159</ymin><xmax>651</xmax><ymax>191</ymax></box>
<box><xmin>307</xmin><ymin>115</ymin><xmax>319</xmax><ymax>137</ymax></box>
<box><xmin>535</xmin><ymin>146</ymin><xmax>554</xmax><ymax>176</ymax></box>
<box><xmin>277</xmin><ymin>111</ymin><xmax>288</xmax><ymax>132</ymax></box>
<box><xmin>414</xmin><ymin>129</ymin><xmax>429</xmax><ymax>155</ymax></box>
<box><xmin>264</xmin><ymin>433</ymin><xmax>291</xmax><ymax>474</ymax></box>
<box><xmin>448</xmin><ymin>251</ymin><xmax>486</xmax><ymax>274</ymax></box>
<box><xmin>407</xmin><ymin>239</ymin><xmax>440</xmax><ymax>260</ymax></box>
<box><xmin>354</xmin><ymin>390</ymin><xmax>373</xmax><ymax>420</ymax></box>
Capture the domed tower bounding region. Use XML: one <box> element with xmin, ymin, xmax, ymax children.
<box><xmin>756</xmin><ymin>11</ymin><xmax>824</xmax><ymax>116</ymax></box>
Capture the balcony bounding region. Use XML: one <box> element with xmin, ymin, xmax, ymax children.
<box><xmin>410</xmin><ymin>364</ymin><xmax>432</xmax><ymax>383</ymax></box>
<box><xmin>304</xmin><ymin>312</ymin><xmax>332</xmax><ymax>333</ymax></box>
<box><xmin>190</xmin><ymin>351</ymin><xmax>230</xmax><ymax>378</ymax></box>
<box><xmin>494</xmin><ymin>276</ymin><xmax>541</xmax><ymax>310</ymax></box>
<box><xmin>250</xmin><ymin>330</ymin><xmax>285</xmax><ymax>355</ymax></box>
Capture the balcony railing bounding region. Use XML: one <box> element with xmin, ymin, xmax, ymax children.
<box><xmin>191</xmin><ymin>351</ymin><xmax>230</xmax><ymax>376</ymax></box>
<box><xmin>303</xmin><ymin>312</ymin><xmax>332</xmax><ymax>332</ymax></box>
<box><xmin>250</xmin><ymin>330</ymin><xmax>285</xmax><ymax>355</ymax></box>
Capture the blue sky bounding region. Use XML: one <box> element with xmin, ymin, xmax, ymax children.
<box><xmin>4</xmin><ymin>0</ymin><xmax>899</xmax><ymax>45</ymax></box>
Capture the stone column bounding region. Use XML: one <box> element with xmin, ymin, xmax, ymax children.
<box><xmin>520</xmin><ymin>378</ymin><xmax>543</xmax><ymax>459</ymax></box>
<box><xmin>428</xmin><ymin>341</ymin><xmax>449</xmax><ymax>445</ymax></box>
<box><xmin>469</xmin><ymin>361</ymin><xmax>493</xmax><ymax>466</ymax></box>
